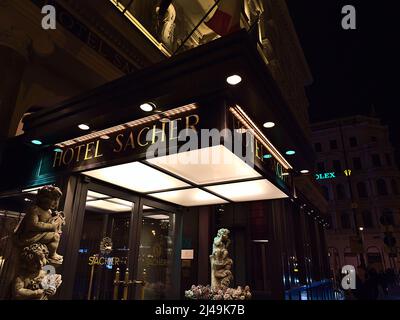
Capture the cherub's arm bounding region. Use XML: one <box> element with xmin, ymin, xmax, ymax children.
<box><xmin>14</xmin><ymin>277</ymin><xmax>44</xmax><ymax>300</ymax></box>
<box><xmin>25</xmin><ymin>209</ymin><xmax>56</xmax><ymax>232</ymax></box>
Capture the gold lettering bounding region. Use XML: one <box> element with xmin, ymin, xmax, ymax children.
<box><xmin>114</xmin><ymin>257</ymin><xmax>120</xmax><ymax>266</ymax></box>
<box><xmin>113</xmin><ymin>134</ymin><xmax>124</xmax><ymax>153</ymax></box>
<box><xmin>99</xmin><ymin>257</ymin><xmax>105</xmax><ymax>265</ymax></box>
<box><xmin>53</xmin><ymin>151</ymin><xmax>63</xmax><ymax>168</ymax></box>
<box><xmin>124</xmin><ymin>131</ymin><xmax>135</xmax><ymax>151</ymax></box>
<box><xmin>169</xmin><ymin>118</ymin><xmax>182</xmax><ymax>140</ymax></box>
<box><xmin>62</xmin><ymin>148</ymin><xmax>74</xmax><ymax>165</ymax></box>
<box><xmin>137</xmin><ymin>127</ymin><xmax>150</xmax><ymax>147</ymax></box>
<box><xmin>255</xmin><ymin>140</ymin><xmax>262</xmax><ymax>161</ymax></box>
<box><xmin>186</xmin><ymin>114</ymin><xmax>200</xmax><ymax>132</ymax></box>
<box><xmin>74</xmin><ymin>144</ymin><xmax>85</xmax><ymax>162</ymax></box>
<box><xmin>94</xmin><ymin>140</ymin><xmax>103</xmax><ymax>158</ymax></box>
<box><xmin>84</xmin><ymin>142</ymin><xmax>95</xmax><ymax>160</ymax></box>
<box><xmin>152</xmin><ymin>122</ymin><xmax>166</xmax><ymax>144</ymax></box>
<box><xmin>88</xmin><ymin>256</ymin><xmax>94</xmax><ymax>266</ymax></box>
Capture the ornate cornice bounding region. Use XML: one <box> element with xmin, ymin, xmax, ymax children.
<box><xmin>62</xmin><ymin>0</ymin><xmax>153</xmax><ymax>70</ymax></box>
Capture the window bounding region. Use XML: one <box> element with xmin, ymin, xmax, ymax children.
<box><xmin>372</xmin><ymin>154</ymin><xmax>382</xmax><ymax>167</ymax></box>
<box><xmin>321</xmin><ymin>186</ymin><xmax>329</xmax><ymax>200</ymax></box>
<box><xmin>391</xmin><ymin>179</ymin><xmax>399</xmax><ymax>195</ymax></box>
<box><xmin>376</xmin><ymin>179</ymin><xmax>388</xmax><ymax>196</ymax></box>
<box><xmin>317</xmin><ymin>162</ymin><xmax>325</xmax><ymax>172</ymax></box>
<box><xmin>362</xmin><ymin>210</ymin><xmax>373</xmax><ymax>228</ymax></box>
<box><xmin>315</xmin><ymin>143</ymin><xmax>322</xmax><ymax>152</ymax></box>
<box><xmin>330</xmin><ymin>140</ymin><xmax>338</xmax><ymax>150</ymax></box>
<box><xmin>341</xmin><ymin>212</ymin><xmax>351</xmax><ymax>229</ymax></box>
<box><xmin>333</xmin><ymin>160</ymin><xmax>342</xmax><ymax>173</ymax></box>
<box><xmin>349</xmin><ymin>137</ymin><xmax>358</xmax><ymax>147</ymax></box>
<box><xmin>386</xmin><ymin>153</ymin><xmax>392</xmax><ymax>166</ymax></box>
<box><xmin>381</xmin><ymin>210</ymin><xmax>395</xmax><ymax>226</ymax></box>
<box><xmin>336</xmin><ymin>184</ymin><xmax>347</xmax><ymax>200</ymax></box>
<box><xmin>353</xmin><ymin>157</ymin><xmax>362</xmax><ymax>170</ymax></box>
<box><xmin>357</xmin><ymin>182</ymin><xmax>368</xmax><ymax>198</ymax></box>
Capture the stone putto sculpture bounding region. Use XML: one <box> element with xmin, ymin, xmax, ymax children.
<box><xmin>185</xmin><ymin>228</ymin><xmax>251</xmax><ymax>300</ymax></box>
<box><xmin>13</xmin><ymin>243</ymin><xmax>62</xmax><ymax>300</ymax></box>
<box><xmin>14</xmin><ymin>185</ymin><xmax>65</xmax><ymax>264</ymax></box>
<box><xmin>210</xmin><ymin>228</ymin><xmax>233</xmax><ymax>289</ymax></box>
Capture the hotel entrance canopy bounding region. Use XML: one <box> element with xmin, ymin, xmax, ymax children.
<box><xmin>0</xmin><ymin>31</ymin><xmax>315</xmax><ymax>208</ymax></box>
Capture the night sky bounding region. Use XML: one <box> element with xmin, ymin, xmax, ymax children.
<box><xmin>286</xmin><ymin>0</ymin><xmax>400</xmax><ymax>161</ymax></box>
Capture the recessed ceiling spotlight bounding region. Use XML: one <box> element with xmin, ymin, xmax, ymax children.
<box><xmin>78</xmin><ymin>124</ymin><xmax>90</xmax><ymax>131</ymax></box>
<box><xmin>286</xmin><ymin>150</ymin><xmax>296</xmax><ymax>156</ymax></box>
<box><xmin>263</xmin><ymin>122</ymin><xmax>275</xmax><ymax>128</ymax></box>
<box><xmin>54</xmin><ymin>148</ymin><xmax>62</xmax><ymax>152</ymax></box>
<box><xmin>300</xmin><ymin>170</ymin><xmax>310</xmax><ymax>174</ymax></box>
<box><xmin>140</xmin><ymin>102</ymin><xmax>156</xmax><ymax>112</ymax></box>
<box><xmin>226</xmin><ymin>74</ymin><xmax>242</xmax><ymax>85</ymax></box>
<box><xmin>31</xmin><ymin>139</ymin><xmax>42</xmax><ymax>145</ymax></box>
<box><xmin>263</xmin><ymin>154</ymin><xmax>272</xmax><ymax>159</ymax></box>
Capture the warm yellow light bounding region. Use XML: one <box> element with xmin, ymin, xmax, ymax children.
<box><xmin>86</xmin><ymin>199</ymin><xmax>133</xmax><ymax>212</ymax></box>
<box><xmin>150</xmin><ymin>188</ymin><xmax>227</xmax><ymax>206</ymax></box>
<box><xmin>147</xmin><ymin>145</ymin><xmax>261</xmax><ymax>185</ymax></box>
<box><xmin>206</xmin><ymin>179</ymin><xmax>288</xmax><ymax>202</ymax></box>
<box><xmin>84</xmin><ymin>162</ymin><xmax>189</xmax><ymax>193</ymax></box>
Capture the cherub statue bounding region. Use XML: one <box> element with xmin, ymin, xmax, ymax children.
<box><xmin>14</xmin><ymin>185</ymin><xmax>65</xmax><ymax>264</ymax></box>
<box><xmin>210</xmin><ymin>229</ymin><xmax>233</xmax><ymax>289</ymax></box>
<box><xmin>13</xmin><ymin>243</ymin><xmax>62</xmax><ymax>300</ymax></box>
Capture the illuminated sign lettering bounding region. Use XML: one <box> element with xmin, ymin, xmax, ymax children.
<box><xmin>315</xmin><ymin>172</ymin><xmax>336</xmax><ymax>180</ymax></box>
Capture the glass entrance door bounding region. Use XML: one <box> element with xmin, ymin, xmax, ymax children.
<box><xmin>136</xmin><ymin>198</ymin><xmax>180</xmax><ymax>300</ymax></box>
<box><xmin>71</xmin><ymin>182</ymin><xmax>181</xmax><ymax>300</ymax></box>
<box><xmin>72</xmin><ymin>189</ymin><xmax>136</xmax><ymax>300</ymax></box>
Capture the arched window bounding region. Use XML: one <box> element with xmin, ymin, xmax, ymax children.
<box><xmin>341</xmin><ymin>211</ymin><xmax>351</xmax><ymax>229</ymax></box>
<box><xmin>391</xmin><ymin>179</ymin><xmax>399</xmax><ymax>195</ymax></box>
<box><xmin>321</xmin><ymin>186</ymin><xmax>329</xmax><ymax>200</ymax></box>
<box><xmin>362</xmin><ymin>210</ymin><xmax>373</xmax><ymax>228</ymax></box>
<box><xmin>336</xmin><ymin>184</ymin><xmax>347</xmax><ymax>200</ymax></box>
<box><xmin>357</xmin><ymin>182</ymin><xmax>368</xmax><ymax>198</ymax></box>
<box><xmin>376</xmin><ymin>179</ymin><xmax>388</xmax><ymax>196</ymax></box>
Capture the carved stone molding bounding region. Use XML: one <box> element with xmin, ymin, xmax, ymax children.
<box><xmin>0</xmin><ymin>26</ymin><xmax>31</xmax><ymax>60</ymax></box>
<box><xmin>62</xmin><ymin>0</ymin><xmax>152</xmax><ymax>69</ymax></box>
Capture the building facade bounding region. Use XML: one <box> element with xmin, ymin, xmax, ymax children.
<box><xmin>0</xmin><ymin>0</ymin><xmax>331</xmax><ymax>300</ymax></box>
<box><xmin>311</xmin><ymin>116</ymin><xmax>400</xmax><ymax>278</ymax></box>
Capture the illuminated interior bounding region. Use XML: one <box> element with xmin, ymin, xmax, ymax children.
<box><xmin>85</xmin><ymin>191</ymin><xmax>133</xmax><ymax>213</ymax></box>
<box><xmin>83</xmin><ymin>145</ymin><xmax>289</xmax><ymax>207</ymax></box>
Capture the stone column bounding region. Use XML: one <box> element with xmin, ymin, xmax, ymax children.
<box><xmin>0</xmin><ymin>26</ymin><xmax>31</xmax><ymax>138</ymax></box>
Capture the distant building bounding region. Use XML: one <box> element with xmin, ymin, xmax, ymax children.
<box><xmin>311</xmin><ymin>116</ymin><xmax>400</xmax><ymax>276</ymax></box>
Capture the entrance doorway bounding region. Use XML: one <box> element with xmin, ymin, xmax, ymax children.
<box><xmin>70</xmin><ymin>180</ymin><xmax>181</xmax><ymax>300</ymax></box>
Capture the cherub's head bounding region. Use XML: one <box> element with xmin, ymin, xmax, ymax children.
<box><xmin>20</xmin><ymin>243</ymin><xmax>49</xmax><ymax>271</ymax></box>
<box><xmin>217</xmin><ymin>228</ymin><xmax>229</xmax><ymax>240</ymax></box>
<box><xmin>36</xmin><ymin>185</ymin><xmax>62</xmax><ymax>210</ymax></box>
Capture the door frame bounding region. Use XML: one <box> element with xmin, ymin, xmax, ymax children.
<box><xmin>60</xmin><ymin>175</ymin><xmax>183</xmax><ymax>300</ymax></box>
